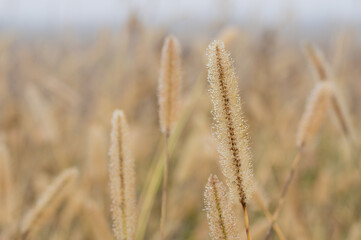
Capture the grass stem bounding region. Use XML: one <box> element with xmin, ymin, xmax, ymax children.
<box><xmin>160</xmin><ymin>131</ymin><xmax>170</xmax><ymax>240</ymax></box>
<box><xmin>264</xmin><ymin>150</ymin><xmax>303</xmax><ymax>240</ymax></box>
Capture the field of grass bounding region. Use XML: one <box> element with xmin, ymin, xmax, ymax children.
<box><xmin>0</xmin><ymin>16</ymin><xmax>361</xmax><ymax>239</ymax></box>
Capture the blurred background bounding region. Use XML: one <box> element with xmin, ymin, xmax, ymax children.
<box><xmin>0</xmin><ymin>0</ymin><xmax>361</xmax><ymax>239</ymax></box>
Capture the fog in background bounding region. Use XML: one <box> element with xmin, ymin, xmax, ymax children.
<box><xmin>0</xmin><ymin>0</ymin><xmax>361</xmax><ymax>31</ymax></box>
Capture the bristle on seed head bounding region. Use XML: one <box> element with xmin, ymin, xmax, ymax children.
<box><xmin>109</xmin><ymin>110</ymin><xmax>136</xmax><ymax>240</ymax></box>
<box><xmin>206</xmin><ymin>40</ymin><xmax>254</xmax><ymax>205</ymax></box>
<box><xmin>204</xmin><ymin>174</ymin><xmax>241</xmax><ymax>240</ymax></box>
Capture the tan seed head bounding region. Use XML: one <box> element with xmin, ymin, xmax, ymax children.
<box><xmin>207</xmin><ymin>40</ymin><xmax>254</xmax><ymax>205</ymax></box>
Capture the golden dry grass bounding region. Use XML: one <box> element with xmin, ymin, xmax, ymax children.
<box><xmin>0</xmin><ymin>18</ymin><xmax>360</xmax><ymax>240</ymax></box>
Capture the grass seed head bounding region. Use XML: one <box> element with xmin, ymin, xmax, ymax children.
<box><xmin>204</xmin><ymin>174</ymin><xmax>241</xmax><ymax>240</ymax></box>
<box><xmin>109</xmin><ymin>110</ymin><xmax>136</xmax><ymax>240</ymax></box>
<box><xmin>206</xmin><ymin>40</ymin><xmax>254</xmax><ymax>205</ymax></box>
<box><xmin>296</xmin><ymin>82</ymin><xmax>332</xmax><ymax>148</ymax></box>
<box><xmin>158</xmin><ymin>35</ymin><xmax>182</xmax><ymax>135</ymax></box>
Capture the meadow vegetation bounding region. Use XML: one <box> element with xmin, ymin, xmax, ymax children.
<box><xmin>0</xmin><ymin>16</ymin><xmax>360</xmax><ymax>239</ymax></box>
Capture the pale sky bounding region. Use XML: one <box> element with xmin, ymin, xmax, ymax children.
<box><xmin>0</xmin><ymin>0</ymin><xmax>360</xmax><ymax>28</ymax></box>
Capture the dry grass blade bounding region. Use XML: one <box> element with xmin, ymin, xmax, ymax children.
<box><xmin>253</xmin><ymin>188</ymin><xmax>286</xmax><ymax>240</ymax></box>
<box><xmin>20</xmin><ymin>168</ymin><xmax>78</xmax><ymax>239</ymax></box>
<box><xmin>82</xmin><ymin>198</ymin><xmax>113</xmax><ymax>240</ymax></box>
<box><xmin>109</xmin><ymin>110</ymin><xmax>136</xmax><ymax>240</ymax></box>
<box><xmin>83</xmin><ymin>125</ymin><xmax>107</xmax><ymax>192</ymax></box>
<box><xmin>24</xmin><ymin>84</ymin><xmax>59</xmax><ymax>143</ymax></box>
<box><xmin>0</xmin><ymin>141</ymin><xmax>15</xmax><ymax>226</ymax></box>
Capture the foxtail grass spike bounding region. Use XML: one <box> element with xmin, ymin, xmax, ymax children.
<box><xmin>296</xmin><ymin>82</ymin><xmax>332</xmax><ymax>148</ymax></box>
<box><xmin>158</xmin><ymin>35</ymin><xmax>181</xmax><ymax>135</ymax></box>
<box><xmin>304</xmin><ymin>43</ymin><xmax>354</xmax><ymax>140</ymax></box>
<box><xmin>158</xmin><ymin>35</ymin><xmax>182</xmax><ymax>240</ymax></box>
<box><xmin>207</xmin><ymin>40</ymin><xmax>254</xmax><ymax>240</ymax></box>
<box><xmin>109</xmin><ymin>110</ymin><xmax>136</xmax><ymax>240</ymax></box>
<box><xmin>206</xmin><ymin>40</ymin><xmax>254</xmax><ymax>205</ymax></box>
<box><xmin>304</xmin><ymin>43</ymin><xmax>329</xmax><ymax>81</ymax></box>
<box><xmin>204</xmin><ymin>174</ymin><xmax>241</xmax><ymax>240</ymax></box>
<box><xmin>265</xmin><ymin>81</ymin><xmax>332</xmax><ymax>240</ymax></box>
